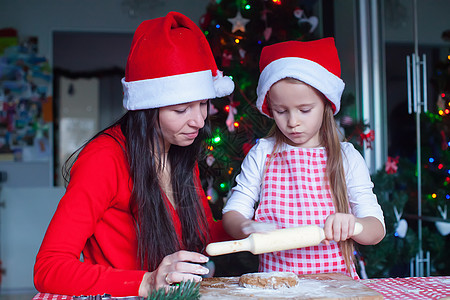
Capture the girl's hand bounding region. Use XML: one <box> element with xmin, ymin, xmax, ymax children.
<box><xmin>323</xmin><ymin>213</ymin><xmax>358</xmax><ymax>243</ymax></box>
<box><xmin>138</xmin><ymin>250</ymin><xmax>210</xmax><ymax>296</ymax></box>
<box><xmin>241</xmin><ymin>220</ymin><xmax>277</xmax><ymax>235</ymax></box>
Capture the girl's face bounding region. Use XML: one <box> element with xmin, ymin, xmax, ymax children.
<box><xmin>158</xmin><ymin>99</ymin><xmax>208</xmax><ymax>149</ymax></box>
<box><xmin>268</xmin><ymin>79</ymin><xmax>325</xmax><ymax>148</ymax></box>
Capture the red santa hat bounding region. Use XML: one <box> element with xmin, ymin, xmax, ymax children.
<box><xmin>122</xmin><ymin>11</ymin><xmax>234</xmax><ymax>110</ymax></box>
<box><xmin>256</xmin><ymin>38</ymin><xmax>344</xmax><ymax>117</ymax></box>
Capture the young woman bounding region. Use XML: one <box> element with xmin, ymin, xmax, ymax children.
<box><xmin>34</xmin><ymin>11</ymin><xmax>234</xmax><ymax>297</ymax></box>
<box><xmin>222</xmin><ymin>38</ymin><xmax>385</xmax><ymax>279</ymax></box>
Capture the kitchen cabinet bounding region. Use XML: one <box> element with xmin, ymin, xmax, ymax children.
<box><xmin>0</xmin><ymin>187</ymin><xmax>64</xmax><ymax>294</ymax></box>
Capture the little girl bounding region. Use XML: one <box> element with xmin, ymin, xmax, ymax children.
<box><xmin>222</xmin><ymin>38</ymin><xmax>385</xmax><ymax>279</ymax></box>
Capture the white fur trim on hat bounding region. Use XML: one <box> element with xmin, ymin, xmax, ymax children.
<box><xmin>256</xmin><ymin>57</ymin><xmax>345</xmax><ymax>117</ymax></box>
<box><xmin>122</xmin><ymin>70</ymin><xmax>217</xmax><ymax>110</ymax></box>
<box><xmin>213</xmin><ymin>71</ymin><xmax>235</xmax><ymax>98</ymax></box>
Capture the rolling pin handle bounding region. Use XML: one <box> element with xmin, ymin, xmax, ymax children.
<box><xmin>205</xmin><ymin>237</ymin><xmax>252</xmax><ymax>256</ymax></box>
<box><xmin>319</xmin><ymin>227</ymin><xmax>326</xmax><ymax>241</ymax></box>
<box><xmin>354</xmin><ymin>222</ymin><xmax>363</xmax><ymax>235</ymax></box>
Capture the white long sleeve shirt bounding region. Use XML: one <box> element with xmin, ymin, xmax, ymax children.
<box><xmin>223</xmin><ymin>137</ymin><xmax>385</xmax><ymax>230</ymax></box>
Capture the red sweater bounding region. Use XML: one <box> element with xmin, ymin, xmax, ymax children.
<box><xmin>34</xmin><ymin>126</ymin><xmax>229</xmax><ymax>296</ymax></box>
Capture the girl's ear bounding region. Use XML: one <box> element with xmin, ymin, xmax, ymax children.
<box><xmin>265</xmin><ymin>95</ymin><xmax>272</xmax><ymax>113</ymax></box>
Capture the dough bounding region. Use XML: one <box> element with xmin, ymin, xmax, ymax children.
<box><xmin>238</xmin><ymin>272</ymin><xmax>300</xmax><ymax>289</ymax></box>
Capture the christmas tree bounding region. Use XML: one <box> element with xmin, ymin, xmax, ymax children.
<box><xmin>356</xmin><ymin>55</ymin><xmax>450</xmax><ymax>278</ymax></box>
<box><xmin>198</xmin><ymin>0</ymin><xmax>450</xmax><ymax>278</ymax></box>
<box><xmin>197</xmin><ymin>0</ymin><xmax>322</xmax><ymax>276</ymax></box>
<box><xmin>198</xmin><ymin>0</ymin><xmax>320</xmax><ymax>218</ymax></box>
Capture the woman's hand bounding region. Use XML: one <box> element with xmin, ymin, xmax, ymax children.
<box><xmin>138</xmin><ymin>250</ymin><xmax>209</xmax><ymax>297</ymax></box>
<box><xmin>323</xmin><ymin>213</ymin><xmax>358</xmax><ymax>243</ymax></box>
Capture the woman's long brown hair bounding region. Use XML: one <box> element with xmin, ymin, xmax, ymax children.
<box><xmin>266</xmin><ymin>78</ymin><xmax>354</xmax><ymax>275</ymax></box>
<box><xmin>64</xmin><ymin>108</ymin><xmax>211</xmax><ymax>272</ymax></box>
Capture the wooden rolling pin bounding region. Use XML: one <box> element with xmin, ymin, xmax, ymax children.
<box><xmin>206</xmin><ymin>222</ymin><xmax>363</xmax><ymax>256</ymax></box>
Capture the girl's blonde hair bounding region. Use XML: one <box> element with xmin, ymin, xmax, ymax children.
<box><xmin>265</xmin><ymin>78</ymin><xmax>354</xmax><ymax>275</ymax></box>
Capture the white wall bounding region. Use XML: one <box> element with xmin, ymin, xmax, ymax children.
<box><xmin>0</xmin><ymin>0</ymin><xmax>210</xmax><ymax>61</ymax></box>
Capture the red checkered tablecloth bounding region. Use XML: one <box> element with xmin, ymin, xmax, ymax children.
<box><xmin>33</xmin><ymin>294</ymin><xmax>72</xmax><ymax>300</ymax></box>
<box><xmin>32</xmin><ymin>276</ymin><xmax>450</xmax><ymax>300</ymax></box>
<box><xmin>360</xmin><ymin>276</ymin><xmax>450</xmax><ymax>299</ymax></box>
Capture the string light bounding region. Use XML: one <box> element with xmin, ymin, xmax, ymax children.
<box><xmin>207</xmin><ymin>0</ymin><xmax>447</xmax><ymax>225</ymax></box>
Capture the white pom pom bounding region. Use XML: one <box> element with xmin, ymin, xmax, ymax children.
<box><xmin>395</xmin><ymin>219</ymin><xmax>408</xmax><ymax>238</ymax></box>
<box><xmin>436</xmin><ymin>221</ymin><xmax>450</xmax><ymax>236</ymax></box>
<box><xmin>213</xmin><ymin>71</ymin><xmax>234</xmax><ymax>98</ymax></box>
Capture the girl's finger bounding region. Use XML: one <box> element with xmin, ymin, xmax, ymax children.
<box><xmin>348</xmin><ymin>219</ymin><xmax>356</xmax><ymax>238</ymax></box>
<box><xmin>333</xmin><ymin>219</ymin><xmax>342</xmax><ymax>242</ymax></box>
<box><xmin>340</xmin><ymin>221</ymin><xmax>350</xmax><ymax>241</ymax></box>
<box><xmin>323</xmin><ymin>221</ymin><xmax>333</xmax><ymax>241</ymax></box>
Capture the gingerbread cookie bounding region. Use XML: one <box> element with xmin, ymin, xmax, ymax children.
<box><xmin>238</xmin><ymin>272</ymin><xmax>300</xmax><ymax>289</ymax></box>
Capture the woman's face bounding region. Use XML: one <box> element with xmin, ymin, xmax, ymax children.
<box><xmin>158</xmin><ymin>99</ymin><xmax>208</xmax><ymax>149</ymax></box>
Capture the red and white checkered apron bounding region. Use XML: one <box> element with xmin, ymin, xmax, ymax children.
<box><xmin>255</xmin><ymin>147</ymin><xmax>359</xmax><ymax>279</ymax></box>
